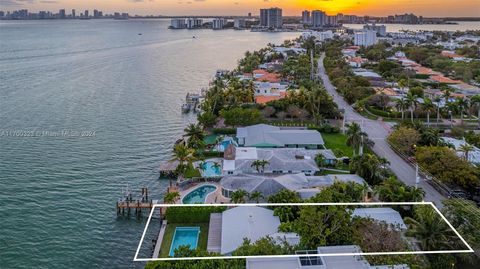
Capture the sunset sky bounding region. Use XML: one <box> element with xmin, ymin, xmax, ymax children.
<box><xmin>1</xmin><ymin>0</ymin><xmax>479</xmax><ymax>17</ymax></box>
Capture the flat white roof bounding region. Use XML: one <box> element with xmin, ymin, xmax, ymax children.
<box><xmin>221</xmin><ymin>207</ymin><xmax>282</xmax><ymax>254</ymax></box>
<box><xmin>352</xmin><ymin>208</ymin><xmax>407</xmax><ymax>230</ymax></box>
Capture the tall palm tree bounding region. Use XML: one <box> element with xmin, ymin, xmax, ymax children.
<box><xmin>315</xmin><ymin>154</ymin><xmax>326</xmax><ymax>172</ymax></box>
<box><xmin>405</xmin><ymin>206</ymin><xmax>456</xmax><ymax>251</ymax></box>
<box><xmin>249</xmin><ymin>191</ymin><xmax>264</xmax><ymax>203</ymax></box>
<box><xmin>406</xmin><ymin>92</ymin><xmax>419</xmax><ymax>123</ymax></box>
<box><xmin>433</xmin><ymin>96</ymin><xmax>442</xmax><ymax>126</ymax></box>
<box><xmin>395</xmin><ymin>98</ymin><xmax>408</xmax><ymax>120</ymax></box>
<box><xmin>346</xmin><ymin>122</ymin><xmax>368</xmax><ymax>156</ymax></box>
<box><xmin>459</xmin><ymin>143</ymin><xmax>474</xmax><ymax>161</ymax></box>
<box><xmin>231</xmin><ymin>189</ymin><xmax>249</xmax><ymax>203</ymax></box>
<box><xmin>421</xmin><ymin>98</ymin><xmax>436</xmax><ymax>127</ymax></box>
<box><xmin>456</xmin><ymin>98</ymin><xmax>469</xmax><ymax>126</ymax></box>
<box><xmin>183</xmin><ymin>123</ymin><xmax>205</xmax><ymax>147</ymax></box>
<box><xmin>470</xmin><ymin>95</ymin><xmax>480</xmax><ymax>128</ymax></box>
<box><xmin>170</xmin><ymin>144</ymin><xmax>196</xmax><ymax>182</ymax></box>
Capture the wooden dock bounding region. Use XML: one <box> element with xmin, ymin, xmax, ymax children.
<box><xmin>116</xmin><ymin>187</ymin><xmax>158</xmax><ymax>218</ymax></box>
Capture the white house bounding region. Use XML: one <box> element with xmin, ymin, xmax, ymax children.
<box><xmin>246</xmin><ymin>245</ymin><xmax>410</xmax><ymax>269</ymax></box>
<box><xmin>218</xmin><ymin>206</ymin><xmax>299</xmax><ymax>254</ymax></box>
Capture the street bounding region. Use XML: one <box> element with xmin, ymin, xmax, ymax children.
<box><xmin>318</xmin><ymin>53</ymin><xmax>445</xmax><ymax>207</ymax></box>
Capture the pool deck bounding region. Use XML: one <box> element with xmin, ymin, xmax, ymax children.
<box><xmin>179</xmin><ymin>182</ymin><xmax>230</xmax><ymax>204</ymax></box>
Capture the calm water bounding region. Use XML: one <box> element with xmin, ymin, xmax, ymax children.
<box><xmin>0</xmin><ymin>19</ymin><xmax>299</xmax><ymax>269</ymax></box>
<box><xmin>345</xmin><ymin>21</ymin><xmax>480</xmax><ymax>32</ymax></box>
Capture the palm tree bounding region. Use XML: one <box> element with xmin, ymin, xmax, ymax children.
<box><xmin>421</xmin><ymin>98</ymin><xmax>435</xmax><ymax>127</ymax></box>
<box><xmin>231</xmin><ymin>189</ymin><xmax>249</xmax><ymax>203</ymax></box>
<box><xmin>459</xmin><ymin>143</ymin><xmax>474</xmax><ymax>161</ymax></box>
<box><xmin>395</xmin><ymin>98</ymin><xmax>408</xmax><ymax>120</ymax></box>
<box><xmin>170</xmin><ymin>144</ymin><xmax>196</xmax><ymax>182</ymax></box>
<box><xmin>249</xmin><ymin>191</ymin><xmax>264</xmax><ymax>203</ymax></box>
<box><xmin>164</xmin><ymin>192</ymin><xmax>180</xmax><ymax>204</ymax></box>
<box><xmin>406</xmin><ymin>92</ymin><xmax>419</xmax><ymax>123</ymax></box>
<box><xmin>259</xmin><ymin>160</ymin><xmax>270</xmax><ymax>173</ymax></box>
<box><xmin>433</xmin><ymin>96</ymin><xmax>442</xmax><ymax>126</ymax></box>
<box><xmin>183</xmin><ymin>123</ymin><xmax>205</xmax><ymax>147</ymax></box>
<box><xmin>456</xmin><ymin>98</ymin><xmax>469</xmax><ymax>125</ymax></box>
<box><xmin>251</xmin><ymin>160</ymin><xmax>262</xmax><ymax>173</ymax></box>
<box><xmin>470</xmin><ymin>95</ymin><xmax>480</xmax><ymax>128</ymax></box>
<box><xmin>405</xmin><ymin>206</ymin><xmax>456</xmax><ymax>251</ymax></box>
<box><xmin>346</xmin><ymin>122</ymin><xmax>367</xmax><ymax>156</ymax></box>
<box><xmin>315</xmin><ymin>154</ymin><xmax>326</xmax><ymax>172</ymax></box>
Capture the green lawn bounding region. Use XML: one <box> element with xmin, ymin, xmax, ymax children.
<box><xmin>159</xmin><ymin>222</ymin><xmax>209</xmax><ymax>257</ymax></box>
<box><xmin>322</xmin><ymin>133</ymin><xmax>354</xmax><ymax>158</ymax></box>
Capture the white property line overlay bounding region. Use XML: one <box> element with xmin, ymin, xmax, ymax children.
<box><xmin>133</xmin><ymin>202</ymin><xmax>474</xmax><ymax>262</ymax></box>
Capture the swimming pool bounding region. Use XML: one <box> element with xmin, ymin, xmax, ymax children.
<box><xmin>182</xmin><ymin>185</ymin><xmax>217</xmax><ymax>204</ymax></box>
<box><xmin>200</xmin><ymin>161</ymin><xmax>222</xmax><ymax>177</ymax></box>
<box><xmin>217</xmin><ymin>140</ymin><xmax>234</xmax><ymax>152</ymax></box>
<box><xmin>168</xmin><ymin>227</ymin><xmax>200</xmax><ymax>257</ymax></box>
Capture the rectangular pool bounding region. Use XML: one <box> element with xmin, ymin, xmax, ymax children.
<box><xmin>168</xmin><ymin>227</ymin><xmax>200</xmax><ymax>257</ymax></box>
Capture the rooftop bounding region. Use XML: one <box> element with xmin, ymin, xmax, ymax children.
<box><xmin>352</xmin><ymin>207</ymin><xmax>407</xmax><ymax>230</ymax></box>
<box><xmin>220</xmin><ymin>206</ymin><xmax>299</xmax><ymax>254</ymax></box>
<box><xmin>237</xmin><ymin>124</ymin><xmax>324</xmax><ymax>147</ymax></box>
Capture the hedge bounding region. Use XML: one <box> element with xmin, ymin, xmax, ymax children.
<box><xmin>165</xmin><ymin>206</ymin><xmax>227</xmax><ymax>223</ymax></box>
<box><xmin>201</xmin><ymin>151</ymin><xmax>225</xmax><ymax>158</ymax></box>
<box><xmin>212</xmin><ymin>128</ymin><xmax>237</xmax><ymax>135</ymax></box>
<box><xmin>365</xmin><ymin>104</ymin><xmax>401</xmax><ymax>118</ymax></box>
<box><xmin>308</xmin><ymin>124</ymin><xmax>340</xmax><ymax>134</ymax></box>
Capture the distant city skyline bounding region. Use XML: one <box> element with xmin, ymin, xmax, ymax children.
<box><xmin>1</xmin><ymin>0</ymin><xmax>479</xmax><ymax>17</ymax></box>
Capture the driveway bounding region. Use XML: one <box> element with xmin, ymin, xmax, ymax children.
<box><xmin>318</xmin><ymin>53</ymin><xmax>445</xmax><ymax>207</ymax></box>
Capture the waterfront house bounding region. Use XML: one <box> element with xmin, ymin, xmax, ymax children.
<box><xmin>246</xmin><ymin>245</ymin><xmax>410</xmax><ymax>269</ymax></box>
<box><xmin>253</xmin><ymin>69</ymin><xmax>282</xmax><ymax>83</ymax></box>
<box><xmin>222</xmin><ymin>146</ymin><xmax>335</xmax><ymax>176</ymax></box>
<box><xmin>237</xmin><ymin>124</ymin><xmax>324</xmax><ymax>149</ymax></box>
<box><xmin>207</xmin><ymin>206</ymin><xmax>300</xmax><ymax>254</ymax></box>
<box><xmin>219</xmin><ymin>173</ymin><xmax>366</xmax><ymax>199</ymax></box>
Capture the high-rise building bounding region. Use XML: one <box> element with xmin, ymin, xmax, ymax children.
<box><xmin>170</xmin><ymin>18</ymin><xmax>186</xmax><ymax>29</ymax></box>
<box><xmin>354</xmin><ymin>30</ymin><xmax>378</xmax><ymax>47</ymax></box>
<box><xmin>302</xmin><ymin>10</ymin><xmax>311</xmax><ymax>25</ymax></box>
<box><xmin>248</xmin><ymin>12</ymin><xmax>252</xmax><ymax>18</ymax></box>
<box><xmin>71</xmin><ymin>9</ymin><xmax>76</xmax><ymax>18</ymax></box>
<box><xmin>93</xmin><ymin>9</ymin><xmax>101</xmax><ymax>18</ymax></box>
<box><xmin>186</xmin><ymin>18</ymin><xmax>202</xmax><ymax>29</ymax></box>
<box><xmin>59</xmin><ymin>9</ymin><xmax>66</xmax><ymax>19</ymax></box>
<box><xmin>311</xmin><ymin>10</ymin><xmax>326</xmax><ymax>28</ymax></box>
<box><xmin>212</xmin><ymin>18</ymin><xmax>225</xmax><ymax>29</ymax></box>
<box><xmin>364</xmin><ymin>23</ymin><xmax>386</xmax><ymax>36</ymax></box>
<box><xmin>259</xmin><ymin>7</ymin><xmax>282</xmax><ymax>29</ymax></box>
<box><xmin>84</xmin><ymin>10</ymin><xmax>89</xmax><ymax>18</ymax></box>
<box><xmin>327</xmin><ymin>15</ymin><xmax>339</xmax><ymax>26</ymax></box>
<box><xmin>234</xmin><ymin>18</ymin><xmax>246</xmax><ymax>29</ymax></box>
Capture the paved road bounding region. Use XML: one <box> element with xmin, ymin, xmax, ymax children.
<box><xmin>318</xmin><ymin>53</ymin><xmax>445</xmax><ymax>207</ymax></box>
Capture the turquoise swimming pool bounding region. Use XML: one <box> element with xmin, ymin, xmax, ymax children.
<box><xmin>169</xmin><ymin>227</ymin><xmax>200</xmax><ymax>257</ymax></box>
<box><xmin>200</xmin><ymin>161</ymin><xmax>222</xmax><ymax>177</ymax></box>
<box><xmin>182</xmin><ymin>185</ymin><xmax>217</xmax><ymax>204</ymax></box>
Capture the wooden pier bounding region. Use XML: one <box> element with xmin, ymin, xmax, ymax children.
<box><xmin>116</xmin><ymin>187</ymin><xmax>158</xmax><ymax>218</ymax></box>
